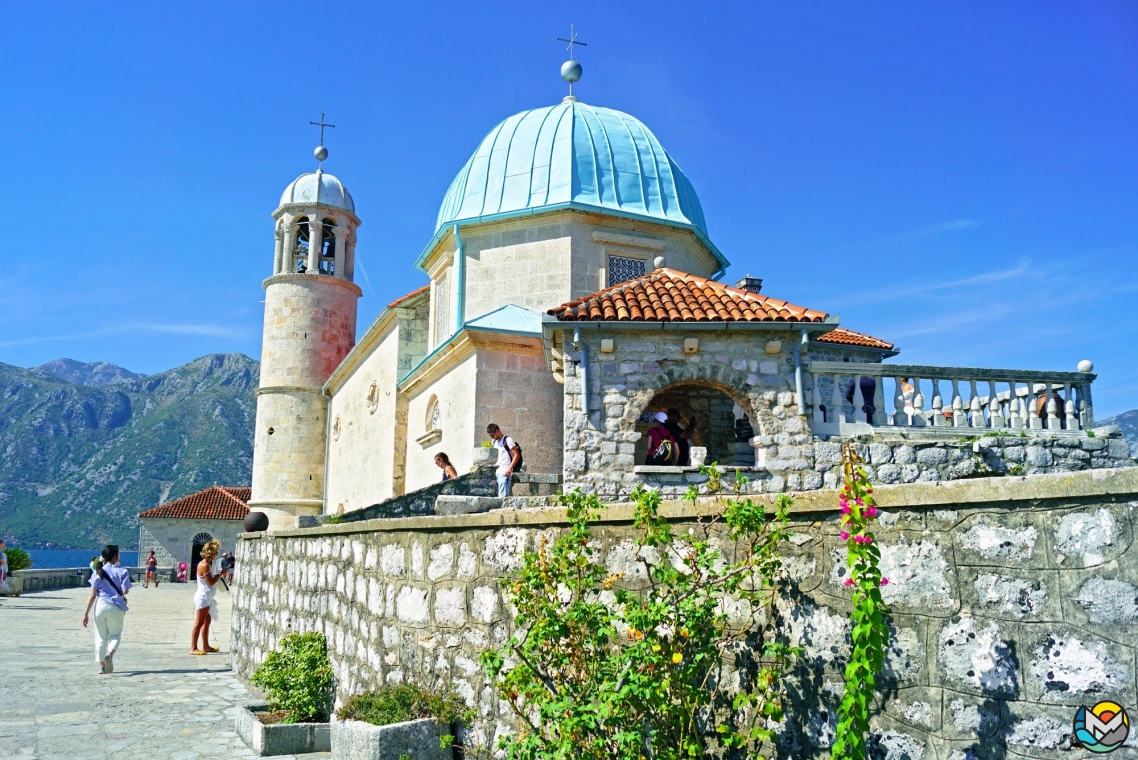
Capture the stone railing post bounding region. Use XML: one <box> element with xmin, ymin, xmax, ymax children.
<box><xmin>894</xmin><ymin>376</ymin><xmax>907</xmax><ymax>427</ymax></box>
<box><xmin>988</xmin><ymin>380</ymin><xmax>1004</xmax><ymax>429</ymax></box>
<box><xmin>852</xmin><ymin>375</ymin><xmax>866</xmax><ymax>423</ymax></box>
<box><xmin>1064</xmin><ymin>382</ymin><xmax>1078</xmax><ymax>430</ymax></box>
<box><xmin>969</xmin><ymin>380</ymin><xmax>985</xmax><ymax>428</ymax></box>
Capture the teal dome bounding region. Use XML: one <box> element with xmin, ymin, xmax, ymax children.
<box><xmin>436</xmin><ymin>101</ymin><xmax>712</xmax><ymax>244</ymax></box>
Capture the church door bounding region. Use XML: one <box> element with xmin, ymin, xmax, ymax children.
<box><xmin>190</xmin><ymin>532</ymin><xmax>214</xmax><ymax>580</ymax></box>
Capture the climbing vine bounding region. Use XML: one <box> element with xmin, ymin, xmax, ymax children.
<box><xmin>832</xmin><ymin>442</ymin><xmax>892</xmax><ymax>760</ymax></box>
<box><xmin>481</xmin><ymin>475</ymin><xmax>798</xmax><ymax>760</ymax></box>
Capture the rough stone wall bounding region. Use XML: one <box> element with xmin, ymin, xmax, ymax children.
<box><xmin>251</xmin><ymin>389</ymin><xmax>328</xmax><ymax>505</ymax></box>
<box><xmin>561</xmin><ymin>329</ymin><xmax>807</xmax><ymax>496</ymax></box>
<box><xmin>258</xmin><ymin>275</ymin><xmax>361</xmax><ymax>387</ymax></box>
<box><xmin>459</xmin><ymin>218</ymin><xmax>574</xmax><ymax>321</ymax></box>
<box><xmin>138</xmin><ymin>517</ymin><xmax>246</xmax><ymax>567</ymax></box>
<box><xmin>231</xmin><ymin>469</ymin><xmax>1138</xmax><ymax>759</ymax></box>
<box><xmin>473</xmin><ymin>344</ymin><xmax>564</xmax><ymax>480</ymax></box>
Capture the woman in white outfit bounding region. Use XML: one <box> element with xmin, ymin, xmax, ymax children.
<box><xmin>190</xmin><ymin>539</ymin><xmax>224</xmax><ymax>654</ymax></box>
<box><xmin>81</xmin><ymin>545</ymin><xmax>131</xmax><ymax>674</ymax></box>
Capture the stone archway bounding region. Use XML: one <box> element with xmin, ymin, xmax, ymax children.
<box><xmin>637</xmin><ymin>382</ymin><xmax>756</xmax><ymax>466</ymax></box>
<box><xmin>621</xmin><ymin>362</ymin><xmax>780</xmax><ymax>444</ymax></box>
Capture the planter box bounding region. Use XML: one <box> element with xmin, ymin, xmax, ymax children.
<box><xmin>0</xmin><ymin>575</ymin><xmax>22</xmax><ymax>596</ymax></box>
<box><xmin>236</xmin><ymin>704</ymin><xmax>330</xmax><ymax>756</ymax></box>
<box><xmin>332</xmin><ymin>717</ymin><xmax>451</xmax><ymax>760</ymax></box>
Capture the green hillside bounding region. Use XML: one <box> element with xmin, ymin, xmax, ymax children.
<box><xmin>0</xmin><ymin>353</ymin><xmax>258</xmax><ymax>548</ymax></box>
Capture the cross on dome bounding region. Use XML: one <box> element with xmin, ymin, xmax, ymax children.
<box><xmin>557</xmin><ymin>25</ymin><xmax>586</xmax><ymax>100</ymax></box>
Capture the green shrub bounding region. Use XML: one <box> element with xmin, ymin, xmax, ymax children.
<box><xmin>4</xmin><ymin>548</ymin><xmax>31</xmax><ymax>571</ymax></box>
<box><xmin>251</xmin><ymin>632</ymin><xmax>334</xmax><ymax>723</ymax></box>
<box><xmin>337</xmin><ymin>682</ymin><xmax>469</xmax><ymax>729</ymax></box>
<box><xmin>323</xmin><ymin>514</ymin><xmax>345</xmax><ymax>525</ymax></box>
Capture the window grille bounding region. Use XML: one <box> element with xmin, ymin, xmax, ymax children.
<box><xmin>607</xmin><ymin>255</ymin><xmax>646</xmax><ymax>286</ymax></box>
<box><xmin>434</xmin><ymin>279</ymin><xmax>449</xmax><ymax>344</ymax></box>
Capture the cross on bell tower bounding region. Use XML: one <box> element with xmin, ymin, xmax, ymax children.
<box><xmin>309</xmin><ymin>110</ymin><xmax>336</xmax><ymax>167</ymax></box>
<box><xmin>557</xmin><ymin>25</ymin><xmax>587</xmax><ymax>101</ymax></box>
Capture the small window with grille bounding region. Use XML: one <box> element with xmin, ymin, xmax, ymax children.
<box><xmin>607</xmin><ymin>255</ymin><xmax>646</xmax><ymax>287</ymax></box>
<box><xmin>434</xmin><ymin>278</ymin><xmax>449</xmax><ymax>345</ymax></box>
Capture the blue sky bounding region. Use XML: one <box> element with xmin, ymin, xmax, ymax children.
<box><xmin>3</xmin><ymin>2</ymin><xmax>1136</xmax><ymax>415</ymax></box>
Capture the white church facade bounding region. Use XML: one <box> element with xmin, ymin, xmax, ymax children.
<box><xmin>248</xmin><ymin>82</ymin><xmax>1105</xmax><ymax>530</ymax></box>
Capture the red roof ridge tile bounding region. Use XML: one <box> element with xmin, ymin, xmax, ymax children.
<box><xmin>387</xmin><ymin>284</ymin><xmax>431</xmax><ymax>310</ymax></box>
<box><xmin>815</xmin><ymin>326</ymin><xmax>895</xmax><ymax>351</ymax></box>
<box><xmin>548</xmin><ymin>268</ymin><xmax>829</xmax><ymax>324</ymax></box>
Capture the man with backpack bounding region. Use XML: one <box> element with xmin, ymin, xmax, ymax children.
<box><xmin>487</xmin><ymin>423</ymin><xmax>522</xmax><ymax>497</ymax></box>
<box><xmin>645</xmin><ymin>412</ymin><xmax>679</xmax><ymax>465</ymax></box>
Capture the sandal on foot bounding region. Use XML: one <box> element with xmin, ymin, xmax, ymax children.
<box><xmin>190</xmin><ymin>649</ymin><xmax>206</xmax><ymax>655</ymax></box>
<box><xmin>204</xmin><ymin>646</ymin><xmax>220</xmax><ymax>653</ymax></box>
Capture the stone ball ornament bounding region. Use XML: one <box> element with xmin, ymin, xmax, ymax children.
<box><xmin>561</xmin><ymin>59</ymin><xmax>582</xmax><ymax>83</ymax></box>
<box><xmin>314</xmin><ymin>144</ymin><xmax>329</xmax><ymax>162</ymax></box>
<box><xmin>1078</xmin><ymin>359</ymin><xmax>1094</xmax><ymax>373</ymax></box>
<box><xmin>243</xmin><ymin>511</ymin><xmax>270</xmax><ymax>533</ymax></box>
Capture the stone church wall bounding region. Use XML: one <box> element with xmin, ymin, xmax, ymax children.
<box><xmin>231</xmin><ymin>468</ymin><xmax>1138</xmax><ymax>759</ymax></box>
<box><xmin>403</xmin><ymin>354</ymin><xmax>480</xmax><ymax>493</ymax></box>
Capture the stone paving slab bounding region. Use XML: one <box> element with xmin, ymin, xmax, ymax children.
<box><xmin>0</xmin><ymin>584</ymin><xmax>330</xmax><ymax>759</ymax></box>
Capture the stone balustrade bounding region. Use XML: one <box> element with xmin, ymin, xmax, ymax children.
<box><xmin>808</xmin><ymin>362</ymin><xmax>1094</xmax><ymax>436</ymax></box>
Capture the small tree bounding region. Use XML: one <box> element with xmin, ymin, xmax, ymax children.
<box><xmin>251</xmin><ymin>632</ymin><xmax>334</xmax><ymax>723</ymax></box>
<box><xmin>4</xmin><ymin>547</ymin><xmax>32</xmax><ymax>572</ymax></box>
<box><xmin>832</xmin><ymin>443</ymin><xmax>891</xmax><ymax>760</ymax></box>
<box><xmin>482</xmin><ymin>475</ymin><xmax>798</xmax><ymax>760</ymax></box>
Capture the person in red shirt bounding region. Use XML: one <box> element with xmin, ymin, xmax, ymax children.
<box><xmin>645</xmin><ymin>412</ymin><xmax>678</xmax><ymax>465</ymax></box>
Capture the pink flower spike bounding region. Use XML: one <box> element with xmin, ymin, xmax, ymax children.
<box><xmin>855</xmin><ymin>498</ymin><xmax>864</xmax><ymax>506</ymax></box>
<box><xmin>839</xmin><ymin>531</ymin><xmax>850</xmax><ymax>541</ymax></box>
<box><xmin>880</xmin><ymin>577</ymin><xmax>890</xmax><ymax>586</ymax></box>
<box><xmin>840</xmin><ymin>505</ymin><xmax>852</xmax><ymax>515</ymax></box>
<box><xmin>865</xmin><ymin>506</ymin><xmax>878</xmax><ymax>517</ymax></box>
<box><xmin>843</xmin><ymin>578</ymin><xmax>854</xmax><ymax>587</ymax></box>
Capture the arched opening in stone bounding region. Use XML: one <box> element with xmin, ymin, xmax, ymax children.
<box><xmin>189</xmin><ymin>532</ymin><xmax>214</xmax><ymax>581</ymax></box>
<box><xmin>633</xmin><ymin>382</ymin><xmax>757</xmax><ymax>467</ymax></box>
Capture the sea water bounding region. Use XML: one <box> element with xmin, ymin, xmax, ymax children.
<box><xmin>27</xmin><ymin>549</ymin><xmax>140</xmax><ymax>569</ymax></box>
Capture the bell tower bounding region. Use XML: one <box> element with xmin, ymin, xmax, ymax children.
<box><xmin>249</xmin><ymin>133</ymin><xmax>362</xmax><ymax>530</ymax></box>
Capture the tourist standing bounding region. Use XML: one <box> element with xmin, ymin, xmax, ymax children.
<box><xmin>81</xmin><ymin>545</ymin><xmax>131</xmax><ymax>674</ymax></box>
<box><xmin>664</xmin><ymin>409</ymin><xmax>698</xmax><ymax>467</ymax></box>
<box><xmin>435</xmin><ymin>452</ymin><xmax>458</xmax><ymax>481</ymax></box>
<box><xmin>224</xmin><ymin>552</ymin><xmax>235</xmax><ymax>585</ymax></box>
<box><xmin>0</xmin><ymin>539</ymin><xmax>8</xmax><ymax>584</ymax></box>
<box><xmin>486</xmin><ymin>424</ymin><xmax>521</xmax><ymax>498</ymax></box>
<box><xmin>645</xmin><ymin>412</ymin><xmax>678</xmax><ymax>465</ymax></box>
<box><xmin>143</xmin><ymin>551</ymin><xmax>159</xmax><ymax>588</ymax></box>
<box><xmin>190</xmin><ymin>540</ymin><xmax>225</xmax><ymax>655</ymax></box>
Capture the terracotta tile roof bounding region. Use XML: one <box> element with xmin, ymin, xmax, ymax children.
<box><xmin>815</xmin><ymin>327</ymin><xmax>894</xmax><ymax>350</ymax></box>
<box><xmin>388</xmin><ymin>284</ymin><xmax>431</xmax><ymax>310</ymax></box>
<box><xmin>138</xmin><ymin>486</ymin><xmax>250</xmax><ymax>521</ymax></box>
<box><xmin>548</xmin><ymin>269</ymin><xmax>829</xmax><ymax>323</ymax></box>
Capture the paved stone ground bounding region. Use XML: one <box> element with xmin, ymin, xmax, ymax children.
<box><xmin>0</xmin><ymin>583</ymin><xmax>331</xmax><ymax>760</ymax></box>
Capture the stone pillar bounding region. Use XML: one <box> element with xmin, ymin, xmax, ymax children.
<box><xmin>332</xmin><ymin>226</ymin><xmax>347</xmax><ymax>279</ymax></box>
<box><xmin>283</xmin><ymin>224</ymin><xmax>297</xmax><ymax>273</ymax></box>
<box><xmin>272</xmin><ymin>228</ymin><xmax>284</xmax><ymax>274</ymax></box>
<box><xmin>307</xmin><ymin>218</ymin><xmax>324</xmax><ymax>274</ymax></box>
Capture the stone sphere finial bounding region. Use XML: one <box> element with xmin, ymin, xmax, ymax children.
<box><xmin>314</xmin><ymin>145</ymin><xmax>329</xmax><ymax>162</ymax></box>
<box><xmin>561</xmin><ymin>60</ymin><xmax>582</xmax><ymax>84</ymax></box>
<box><xmin>1078</xmin><ymin>359</ymin><xmax>1094</xmax><ymax>373</ymax></box>
<box><xmin>653</xmin><ymin>256</ymin><xmax>666</xmax><ymax>270</ymax></box>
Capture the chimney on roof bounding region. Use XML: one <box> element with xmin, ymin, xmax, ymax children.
<box><xmin>734</xmin><ymin>275</ymin><xmax>763</xmax><ymax>294</ymax></box>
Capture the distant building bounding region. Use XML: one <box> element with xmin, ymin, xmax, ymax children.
<box><xmin>138</xmin><ymin>486</ymin><xmax>249</xmax><ymax>578</ymax></box>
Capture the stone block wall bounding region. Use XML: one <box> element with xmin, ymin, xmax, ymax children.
<box><xmin>139</xmin><ymin>517</ymin><xmax>247</xmax><ymax>568</ymax></box>
<box><xmin>231</xmin><ymin>468</ymin><xmax>1138</xmax><ymax>759</ymax></box>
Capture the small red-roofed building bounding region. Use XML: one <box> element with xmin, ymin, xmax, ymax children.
<box><xmin>137</xmin><ymin>486</ymin><xmax>250</xmax><ymax>578</ymax></box>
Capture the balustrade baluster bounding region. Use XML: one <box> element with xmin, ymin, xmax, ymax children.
<box><xmin>851</xmin><ymin>375</ymin><xmax>866</xmax><ymax>423</ymax></box>
<box><xmin>1064</xmin><ymin>382</ymin><xmax>1078</xmax><ymax>430</ymax></box>
<box><xmin>1029</xmin><ymin>383</ymin><xmax>1043</xmax><ymax>429</ymax></box>
<box><xmin>988</xmin><ymin>380</ymin><xmax>1004</xmax><ymax>429</ymax></box>
<box><xmin>872</xmin><ymin>376</ymin><xmax>886</xmax><ymax>425</ymax></box>
<box><xmin>930</xmin><ymin>378</ymin><xmax>944</xmax><ymax>427</ymax></box>
<box><xmin>951</xmin><ymin>379</ymin><xmax>964</xmax><ymax>427</ymax></box>
<box><xmin>1046</xmin><ymin>382</ymin><xmax>1060</xmax><ymax>430</ymax></box>
<box><xmin>894</xmin><ymin>376</ymin><xmax>908</xmax><ymax>427</ymax></box>
<box><xmin>831</xmin><ymin>374</ymin><xmax>842</xmax><ymax>428</ymax></box>
<box><xmin>911</xmin><ymin>377</ymin><xmax>926</xmax><ymax>427</ymax></box>
<box><xmin>1008</xmin><ymin>383</ymin><xmax>1021</xmax><ymax>429</ymax></box>
<box><xmin>969</xmin><ymin>380</ymin><xmax>985</xmax><ymax>428</ymax></box>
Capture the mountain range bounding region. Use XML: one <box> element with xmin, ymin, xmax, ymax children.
<box><xmin>0</xmin><ymin>354</ymin><xmax>258</xmax><ymax>549</ymax></box>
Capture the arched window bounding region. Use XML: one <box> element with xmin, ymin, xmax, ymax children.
<box><xmin>190</xmin><ymin>532</ymin><xmax>215</xmax><ymax>580</ymax></box>
<box><xmin>294</xmin><ymin>217</ymin><xmax>310</xmax><ymax>273</ymax></box>
<box><xmin>319</xmin><ymin>218</ymin><xmax>337</xmax><ymax>275</ymax></box>
<box><xmin>425</xmin><ymin>395</ymin><xmax>441</xmax><ymax>432</ymax></box>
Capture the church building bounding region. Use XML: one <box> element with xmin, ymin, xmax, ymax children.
<box><xmin>248</xmin><ymin>61</ymin><xmax>1097</xmax><ymax>529</ymax></box>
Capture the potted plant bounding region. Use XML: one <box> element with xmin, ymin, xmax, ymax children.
<box><xmin>332</xmin><ymin>682</ymin><xmax>468</xmax><ymax>760</ymax></box>
<box><xmin>236</xmin><ymin>632</ymin><xmax>334</xmax><ymax>756</ymax></box>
